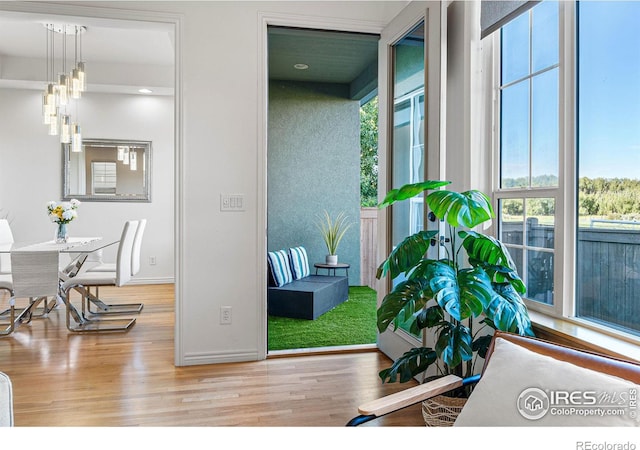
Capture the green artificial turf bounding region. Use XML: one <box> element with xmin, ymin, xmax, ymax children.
<box><xmin>267</xmin><ymin>286</ymin><xmax>377</xmax><ymax>351</ymax></box>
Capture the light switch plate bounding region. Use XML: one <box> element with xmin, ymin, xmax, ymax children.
<box><xmin>220</xmin><ymin>194</ymin><xmax>244</xmax><ymax>212</ymax></box>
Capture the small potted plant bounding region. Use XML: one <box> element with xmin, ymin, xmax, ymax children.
<box><xmin>316</xmin><ymin>210</ymin><xmax>353</xmax><ymax>265</ymax></box>
<box><xmin>376</xmin><ymin>180</ymin><xmax>533</xmax><ymax>425</ymax></box>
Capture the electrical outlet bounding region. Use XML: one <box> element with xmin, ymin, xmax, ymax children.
<box><xmin>220</xmin><ymin>306</ymin><xmax>232</xmax><ymax>324</ymax></box>
<box><xmin>149</xmin><ymin>256</ymin><xmax>157</xmax><ymax>265</ymax></box>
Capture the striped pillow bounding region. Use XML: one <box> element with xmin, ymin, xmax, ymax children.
<box><xmin>267</xmin><ymin>250</ymin><xmax>293</xmax><ymax>287</ymax></box>
<box><xmin>288</xmin><ymin>246</ymin><xmax>310</xmax><ymax>280</ymax></box>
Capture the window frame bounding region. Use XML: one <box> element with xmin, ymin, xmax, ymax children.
<box><xmin>493</xmin><ymin>1</ymin><xmax>640</xmax><ymax>345</ymax></box>
<box><xmin>493</xmin><ymin>1</ymin><xmax>569</xmax><ymax>320</ymax></box>
<box><xmin>487</xmin><ymin>0</ymin><xmax>640</xmax><ymax>354</ymax></box>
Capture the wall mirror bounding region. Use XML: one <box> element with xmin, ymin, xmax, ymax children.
<box><xmin>63</xmin><ymin>138</ymin><xmax>151</xmax><ymax>202</ymax></box>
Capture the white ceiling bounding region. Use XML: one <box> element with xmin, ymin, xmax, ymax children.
<box><xmin>0</xmin><ymin>10</ymin><xmax>175</xmax><ymax>95</ymax></box>
<box><xmin>0</xmin><ymin>10</ymin><xmax>379</xmax><ymax>100</ymax></box>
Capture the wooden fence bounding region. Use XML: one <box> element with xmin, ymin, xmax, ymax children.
<box><xmin>360</xmin><ymin>207</ymin><xmax>378</xmax><ymax>289</ymax></box>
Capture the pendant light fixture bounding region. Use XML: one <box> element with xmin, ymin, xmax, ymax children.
<box><xmin>42</xmin><ymin>23</ymin><xmax>86</xmax><ymax>150</ymax></box>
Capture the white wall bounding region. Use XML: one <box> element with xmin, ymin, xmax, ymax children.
<box><xmin>0</xmin><ymin>0</ymin><xmax>410</xmax><ymax>366</ymax></box>
<box><xmin>0</xmin><ymin>88</ymin><xmax>175</xmax><ymax>283</ymax></box>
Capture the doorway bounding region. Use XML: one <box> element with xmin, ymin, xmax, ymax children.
<box><xmin>266</xmin><ymin>26</ymin><xmax>379</xmax><ymax>353</ymax></box>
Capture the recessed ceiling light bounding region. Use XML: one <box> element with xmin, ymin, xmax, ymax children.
<box><xmin>293</xmin><ymin>63</ymin><xmax>309</xmax><ymax>70</ymax></box>
<box><xmin>138</xmin><ymin>88</ymin><xmax>153</xmax><ymax>94</ymax></box>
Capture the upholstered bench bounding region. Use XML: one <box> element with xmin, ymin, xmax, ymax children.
<box><xmin>0</xmin><ymin>372</ymin><xmax>13</xmax><ymax>427</ymax></box>
<box><xmin>268</xmin><ymin>274</ymin><xmax>349</xmax><ymax>320</ymax></box>
<box><xmin>268</xmin><ymin>246</ymin><xmax>349</xmax><ymax>320</ymax></box>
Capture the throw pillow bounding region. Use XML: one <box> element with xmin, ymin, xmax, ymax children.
<box><xmin>267</xmin><ymin>250</ymin><xmax>293</xmax><ymax>287</ymax></box>
<box><xmin>288</xmin><ymin>246</ymin><xmax>310</xmax><ymax>280</ymax></box>
<box><xmin>453</xmin><ymin>337</ymin><xmax>640</xmax><ymax>427</ymax></box>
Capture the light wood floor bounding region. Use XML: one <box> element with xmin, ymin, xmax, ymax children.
<box><xmin>0</xmin><ymin>284</ymin><xmax>424</xmax><ymax>427</ymax></box>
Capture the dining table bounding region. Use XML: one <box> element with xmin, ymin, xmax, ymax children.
<box><xmin>0</xmin><ymin>236</ymin><xmax>120</xmax><ymax>332</ymax></box>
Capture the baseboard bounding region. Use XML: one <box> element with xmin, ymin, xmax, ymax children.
<box><xmin>127</xmin><ymin>277</ymin><xmax>175</xmax><ymax>285</ymax></box>
<box><xmin>180</xmin><ymin>349</ymin><xmax>260</xmax><ymax>366</ymax></box>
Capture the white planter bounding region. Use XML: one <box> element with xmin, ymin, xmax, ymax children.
<box><xmin>326</xmin><ymin>254</ymin><xmax>338</xmax><ymax>265</ymax></box>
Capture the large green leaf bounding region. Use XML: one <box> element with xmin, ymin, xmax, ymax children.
<box><xmin>379</xmin><ymin>347</ymin><xmax>439</xmax><ymax>383</ymax></box>
<box><xmin>376</xmin><ymin>230</ymin><xmax>438</xmax><ymax>280</ymax></box>
<box><xmin>460</xmin><ymin>231</ymin><xmax>526</xmax><ymax>294</ymax></box>
<box><xmin>472</xmin><ymin>334</ymin><xmax>494</xmax><ymax>359</ymax></box>
<box><xmin>414</xmin><ymin>305</ymin><xmax>445</xmax><ymax>332</ymax></box>
<box><xmin>418</xmin><ymin>261</ymin><xmax>493</xmax><ymax>321</ymax></box>
<box><xmin>377</xmin><ymin>278</ymin><xmax>430</xmax><ymax>333</ymax></box>
<box><xmin>435</xmin><ymin>322</ymin><xmax>473</xmax><ymax>369</ymax></box>
<box><xmin>426</xmin><ymin>190</ymin><xmax>494</xmax><ymax>229</ymax></box>
<box><xmin>378</xmin><ymin>180</ymin><xmax>451</xmax><ymax>209</ymax></box>
<box><xmin>486</xmin><ymin>283</ymin><xmax>534</xmax><ymax>335</ymax></box>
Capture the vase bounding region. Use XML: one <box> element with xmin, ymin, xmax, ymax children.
<box><xmin>55</xmin><ymin>222</ymin><xmax>68</xmax><ymax>244</ymax></box>
<box><xmin>326</xmin><ymin>254</ymin><xmax>338</xmax><ymax>265</ymax></box>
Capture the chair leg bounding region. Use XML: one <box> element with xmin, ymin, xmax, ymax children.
<box><xmin>78</xmin><ymin>286</ymin><xmax>144</xmax><ymax>315</ymax></box>
<box><xmin>0</xmin><ymin>296</ymin><xmax>50</xmax><ymax>336</ymax></box>
<box><xmin>0</xmin><ymin>301</ymin><xmax>15</xmax><ymax>336</ymax></box>
<box><xmin>63</xmin><ymin>286</ymin><xmax>136</xmax><ymax>333</ymax></box>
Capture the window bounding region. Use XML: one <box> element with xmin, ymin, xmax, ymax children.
<box><xmin>495</xmin><ymin>1</ymin><xmax>640</xmax><ymax>337</ymax></box>
<box><xmin>497</xmin><ymin>1</ymin><xmax>559</xmax><ymax>307</ymax></box>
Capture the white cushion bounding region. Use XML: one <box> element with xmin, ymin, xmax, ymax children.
<box><xmin>0</xmin><ymin>372</ymin><xmax>13</xmax><ymax>427</ymax></box>
<box><xmin>288</xmin><ymin>246</ymin><xmax>310</xmax><ymax>280</ymax></box>
<box><xmin>267</xmin><ymin>250</ymin><xmax>293</xmax><ymax>287</ymax></box>
<box><xmin>454</xmin><ymin>337</ymin><xmax>640</xmax><ymax>426</ymax></box>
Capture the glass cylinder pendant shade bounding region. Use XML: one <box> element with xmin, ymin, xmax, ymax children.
<box><xmin>48</xmin><ymin>111</ymin><xmax>59</xmax><ymax>135</ymax></box>
<box><xmin>43</xmin><ymin>92</ymin><xmax>51</xmax><ymax>124</ymax></box>
<box><xmin>71</xmin><ymin>123</ymin><xmax>82</xmax><ymax>152</ymax></box>
<box><xmin>77</xmin><ymin>62</ymin><xmax>86</xmax><ymax>91</ymax></box>
<box><xmin>70</xmin><ymin>68</ymin><xmax>82</xmax><ymax>99</ymax></box>
<box><xmin>130</xmin><ymin>150</ymin><xmax>137</xmax><ymax>171</ymax></box>
<box><xmin>58</xmin><ymin>73</ymin><xmax>69</xmax><ymax>106</ymax></box>
<box><xmin>60</xmin><ymin>115</ymin><xmax>71</xmax><ymax>144</ymax></box>
<box><xmin>43</xmin><ymin>84</ymin><xmax>57</xmax><ymax>124</ymax></box>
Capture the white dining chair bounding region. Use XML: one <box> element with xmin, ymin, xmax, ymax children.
<box><xmin>0</xmin><ymin>250</ymin><xmax>59</xmax><ymax>336</ymax></box>
<box><xmin>81</xmin><ymin>219</ymin><xmax>146</xmax><ymax>315</ymax></box>
<box><xmin>60</xmin><ymin>220</ymin><xmax>138</xmax><ymax>332</ymax></box>
<box><xmin>0</xmin><ymin>219</ymin><xmax>14</xmax><ymax>274</ymax></box>
<box><xmin>0</xmin><ymin>274</ymin><xmax>14</xmax><ymax>336</ymax></box>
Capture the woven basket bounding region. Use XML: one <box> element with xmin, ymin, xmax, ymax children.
<box><xmin>422</xmin><ymin>395</ymin><xmax>467</xmax><ymax>427</ymax></box>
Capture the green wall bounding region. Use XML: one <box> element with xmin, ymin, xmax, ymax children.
<box><xmin>267</xmin><ymin>81</ymin><xmax>361</xmax><ymax>285</ymax></box>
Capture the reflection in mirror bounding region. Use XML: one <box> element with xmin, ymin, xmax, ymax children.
<box><xmin>63</xmin><ymin>139</ymin><xmax>151</xmax><ymax>202</ymax></box>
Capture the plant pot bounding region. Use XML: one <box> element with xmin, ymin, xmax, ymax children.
<box><xmin>421</xmin><ymin>395</ymin><xmax>467</xmax><ymax>427</ymax></box>
<box><xmin>325</xmin><ymin>254</ymin><xmax>338</xmax><ymax>265</ymax></box>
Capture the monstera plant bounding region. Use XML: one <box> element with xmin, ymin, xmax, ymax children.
<box><xmin>376</xmin><ymin>180</ymin><xmax>534</xmax><ymax>387</ymax></box>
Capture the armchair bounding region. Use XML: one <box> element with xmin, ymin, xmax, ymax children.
<box><xmin>348</xmin><ymin>331</ymin><xmax>640</xmax><ymax>427</ymax></box>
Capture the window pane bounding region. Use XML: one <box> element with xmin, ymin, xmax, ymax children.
<box><xmin>526</xmin><ymin>198</ymin><xmax>554</xmax><ymax>249</ymax></box>
<box><xmin>390</xmin><ymin>22</ymin><xmax>425</xmax><ymax>337</ymax></box>
<box><xmin>527</xmin><ymin>249</ymin><xmax>554</xmax><ymax>305</ymax></box>
<box><xmin>499</xmin><ymin>197</ymin><xmax>555</xmax><ymax>306</ymax></box>
<box><xmin>501</xmin><ymin>80</ymin><xmax>529</xmax><ymax>188</ymax></box>
<box><xmin>532</xmin><ymin>0</ymin><xmax>559</xmax><ymax>72</ymax></box>
<box><xmin>501</xmin><ymin>11</ymin><xmax>529</xmax><ymax>84</ymax></box>
<box><xmin>531</xmin><ymin>68</ymin><xmax>558</xmax><ymax>187</ymax></box>
<box><xmin>500</xmin><ymin>199</ymin><xmax>524</xmax><ymax>245</ymax></box>
<box><xmin>576</xmin><ymin>2</ymin><xmax>640</xmax><ymax>334</ymax></box>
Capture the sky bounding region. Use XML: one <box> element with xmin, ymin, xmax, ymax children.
<box><xmin>501</xmin><ymin>1</ymin><xmax>640</xmax><ymax>181</ymax></box>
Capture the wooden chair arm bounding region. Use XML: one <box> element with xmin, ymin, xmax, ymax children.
<box><xmin>358</xmin><ymin>374</ymin><xmax>463</xmax><ymax>417</ymax></box>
